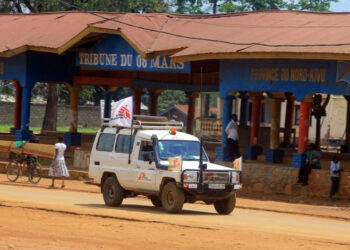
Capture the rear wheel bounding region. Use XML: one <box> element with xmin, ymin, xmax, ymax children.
<box><xmin>150</xmin><ymin>196</ymin><xmax>162</xmax><ymax>207</ymax></box>
<box><xmin>6</xmin><ymin>160</ymin><xmax>20</xmax><ymax>182</ymax></box>
<box><xmin>161</xmin><ymin>182</ymin><xmax>184</xmax><ymax>213</ymax></box>
<box><xmin>102</xmin><ymin>176</ymin><xmax>124</xmax><ymax>207</ymax></box>
<box><xmin>214</xmin><ymin>193</ymin><xmax>236</xmax><ymax>215</ymax></box>
<box><xmin>29</xmin><ymin>162</ymin><xmax>42</xmax><ymax>184</ymax></box>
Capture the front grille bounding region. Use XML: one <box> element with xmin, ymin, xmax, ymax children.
<box><xmin>202</xmin><ymin>172</ymin><xmax>230</xmax><ymax>184</ymax></box>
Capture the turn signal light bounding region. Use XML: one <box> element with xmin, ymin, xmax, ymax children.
<box><xmin>170</xmin><ymin>127</ymin><xmax>177</xmax><ymax>135</ymax></box>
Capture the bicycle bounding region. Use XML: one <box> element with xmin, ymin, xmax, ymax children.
<box><xmin>6</xmin><ymin>153</ymin><xmax>42</xmax><ymax>184</ymax></box>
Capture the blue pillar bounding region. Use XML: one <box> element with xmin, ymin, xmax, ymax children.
<box><xmin>103</xmin><ymin>91</ymin><xmax>112</xmax><ymax>119</ymax></box>
<box><xmin>216</xmin><ymin>95</ymin><xmax>234</xmax><ymax>161</ymax></box>
<box><xmin>16</xmin><ymin>86</ymin><xmax>32</xmax><ymax>141</ymax></box>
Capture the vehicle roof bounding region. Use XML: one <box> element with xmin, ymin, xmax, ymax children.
<box><xmin>98</xmin><ymin>128</ymin><xmax>199</xmax><ymax>141</ymax></box>
<box><xmin>137</xmin><ymin>130</ymin><xmax>199</xmax><ymax>141</ymax></box>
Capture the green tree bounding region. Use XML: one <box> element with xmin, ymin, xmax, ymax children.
<box><xmin>158</xmin><ymin>90</ymin><xmax>187</xmax><ymax>113</ymax></box>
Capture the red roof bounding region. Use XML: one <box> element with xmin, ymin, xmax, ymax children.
<box><xmin>2</xmin><ymin>11</ymin><xmax>350</xmax><ymax>61</ymax></box>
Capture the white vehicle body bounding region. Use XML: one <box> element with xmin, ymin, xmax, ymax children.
<box><xmin>89</xmin><ymin>116</ymin><xmax>241</xmax><ymax>214</ymax></box>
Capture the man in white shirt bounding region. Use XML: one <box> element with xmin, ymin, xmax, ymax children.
<box><xmin>329</xmin><ymin>155</ymin><xmax>343</xmax><ymax>201</ymax></box>
<box><xmin>225</xmin><ymin>114</ymin><xmax>240</xmax><ymax>161</ymax></box>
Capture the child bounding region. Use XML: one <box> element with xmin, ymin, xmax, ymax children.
<box><xmin>329</xmin><ymin>155</ymin><xmax>343</xmax><ymax>201</ymax></box>
<box><xmin>48</xmin><ymin>136</ymin><xmax>69</xmax><ymax>188</ymax></box>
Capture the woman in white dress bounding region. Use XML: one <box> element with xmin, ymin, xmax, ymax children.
<box><xmin>49</xmin><ymin>136</ymin><xmax>69</xmax><ymax>188</ymax></box>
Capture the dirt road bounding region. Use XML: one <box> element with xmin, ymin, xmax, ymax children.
<box><xmin>0</xmin><ymin>180</ymin><xmax>349</xmax><ymax>249</ymax></box>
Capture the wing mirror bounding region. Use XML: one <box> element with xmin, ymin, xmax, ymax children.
<box><xmin>143</xmin><ymin>153</ymin><xmax>153</xmax><ymax>164</ymax></box>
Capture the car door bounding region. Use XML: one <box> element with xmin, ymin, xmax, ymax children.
<box><xmin>113</xmin><ymin>133</ymin><xmax>136</xmax><ymax>190</ymax></box>
<box><xmin>133</xmin><ymin>140</ymin><xmax>157</xmax><ymax>192</ymax></box>
<box><xmin>93</xmin><ymin>132</ymin><xmax>116</xmax><ymax>177</ymax></box>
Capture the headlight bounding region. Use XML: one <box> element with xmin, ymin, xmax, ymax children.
<box><xmin>231</xmin><ymin>172</ymin><xmax>240</xmax><ymax>184</ymax></box>
<box><xmin>183</xmin><ymin>171</ymin><xmax>199</xmax><ymax>183</ymax></box>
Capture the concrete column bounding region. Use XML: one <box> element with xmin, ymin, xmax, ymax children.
<box><xmin>239</xmin><ymin>95</ymin><xmax>248</xmax><ymax>126</ymax></box>
<box><xmin>12</xmin><ymin>81</ymin><xmax>22</xmax><ymax>131</ymax></box>
<box><xmin>298</xmin><ymin>101</ymin><xmax>311</xmax><ymax>153</ymax></box>
<box><xmin>132</xmin><ymin>89</ymin><xmax>142</xmax><ymax>115</ymax></box>
<box><xmin>20</xmin><ymin>86</ymin><xmax>32</xmax><ymax>131</ymax></box>
<box><xmin>346</xmin><ymin>97</ymin><xmax>350</xmax><ymax>146</ymax></box>
<box><xmin>217</xmin><ymin>95</ymin><xmax>223</xmax><ymax>119</ymax></box>
<box><xmin>65</xmin><ymin>84</ymin><xmax>82</xmax><ymax>147</ymax></box>
<box><xmin>250</xmin><ymin>95</ymin><xmax>263</xmax><ymax>146</ymax></box>
<box><xmin>270</xmin><ymin>98</ymin><xmax>282</xmax><ymax>149</ymax></box>
<box><xmin>186</xmin><ymin>92</ymin><xmax>198</xmax><ymax>135</ymax></box>
<box><xmin>283</xmin><ymin>94</ymin><xmax>295</xmax><ymax>146</ymax></box>
<box><xmin>15</xmin><ymin>86</ymin><xmax>33</xmax><ymax>141</ymax></box>
<box><xmin>149</xmin><ymin>89</ymin><xmax>162</xmax><ymax>116</ymax></box>
<box><xmin>221</xmin><ymin>95</ymin><xmax>235</xmax><ymax>160</ymax></box>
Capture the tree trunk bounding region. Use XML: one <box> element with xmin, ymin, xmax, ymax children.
<box><xmin>42</xmin><ymin>84</ymin><xmax>58</xmax><ymax>132</ymax></box>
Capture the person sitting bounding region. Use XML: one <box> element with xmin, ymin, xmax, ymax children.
<box><xmin>328</xmin><ymin>155</ymin><xmax>344</xmax><ymax>201</ymax></box>
<box><xmin>297</xmin><ymin>143</ymin><xmax>320</xmax><ymax>186</ymax></box>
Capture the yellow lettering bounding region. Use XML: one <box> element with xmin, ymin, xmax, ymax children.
<box><xmin>281</xmin><ymin>68</ymin><xmax>289</xmax><ymax>81</ymax></box>
<box><xmin>290</xmin><ymin>68</ymin><xmax>307</xmax><ymax>82</ymax></box>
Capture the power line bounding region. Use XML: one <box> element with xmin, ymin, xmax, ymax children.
<box><xmin>56</xmin><ymin>0</ymin><xmax>350</xmax><ymax>49</ymax></box>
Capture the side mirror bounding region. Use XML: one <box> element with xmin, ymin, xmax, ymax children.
<box><xmin>143</xmin><ymin>153</ymin><xmax>152</xmax><ymax>164</ymax></box>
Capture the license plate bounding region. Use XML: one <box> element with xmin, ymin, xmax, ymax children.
<box><xmin>208</xmin><ymin>184</ymin><xmax>225</xmax><ymax>189</ymax></box>
<box><xmin>234</xmin><ymin>184</ymin><xmax>242</xmax><ymax>189</ymax></box>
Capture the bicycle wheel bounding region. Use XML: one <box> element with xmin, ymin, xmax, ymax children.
<box><xmin>6</xmin><ymin>160</ymin><xmax>20</xmax><ymax>182</ymax></box>
<box><xmin>29</xmin><ymin>162</ymin><xmax>42</xmax><ymax>184</ymax></box>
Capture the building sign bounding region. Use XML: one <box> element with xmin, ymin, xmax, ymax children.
<box><xmin>0</xmin><ymin>61</ymin><xmax>4</xmax><ymax>75</ymax></box>
<box><xmin>336</xmin><ymin>61</ymin><xmax>350</xmax><ymax>84</ymax></box>
<box><xmin>250</xmin><ymin>67</ymin><xmax>326</xmax><ymax>83</ymax></box>
<box><xmin>76</xmin><ymin>35</ymin><xmax>190</xmax><ymax>73</ymax></box>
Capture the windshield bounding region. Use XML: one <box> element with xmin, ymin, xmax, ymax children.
<box><xmin>157</xmin><ymin>140</ymin><xmax>208</xmax><ymax>161</ymax></box>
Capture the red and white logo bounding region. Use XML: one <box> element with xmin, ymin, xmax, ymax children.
<box><xmin>118</xmin><ymin>105</ymin><xmax>131</xmax><ymax>119</ymax></box>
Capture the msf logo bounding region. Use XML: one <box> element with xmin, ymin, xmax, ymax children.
<box><xmin>118</xmin><ymin>105</ymin><xmax>131</xmax><ymax>119</ymax></box>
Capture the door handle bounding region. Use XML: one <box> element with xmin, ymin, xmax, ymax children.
<box><xmin>95</xmin><ymin>161</ymin><xmax>100</xmax><ymax>166</ymax></box>
<box><xmin>136</xmin><ymin>166</ymin><xmax>141</xmax><ymax>169</ymax></box>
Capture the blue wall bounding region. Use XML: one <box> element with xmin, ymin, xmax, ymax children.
<box><xmin>219</xmin><ymin>59</ymin><xmax>350</xmax><ymax>100</ymax></box>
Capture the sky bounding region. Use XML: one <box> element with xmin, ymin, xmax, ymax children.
<box><xmin>330</xmin><ymin>0</ymin><xmax>350</xmax><ymax>11</ymax></box>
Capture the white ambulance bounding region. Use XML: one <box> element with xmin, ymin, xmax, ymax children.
<box><xmin>89</xmin><ymin>116</ymin><xmax>241</xmax><ymax>214</ymax></box>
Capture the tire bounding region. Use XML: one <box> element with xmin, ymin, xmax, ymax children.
<box><xmin>29</xmin><ymin>162</ymin><xmax>42</xmax><ymax>184</ymax></box>
<box><xmin>102</xmin><ymin>176</ymin><xmax>124</xmax><ymax>207</ymax></box>
<box><xmin>6</xmin><ymin>160</ymin><xmax>20</xmax><ymax>182</ymax></box>
<box><xmin>214</xmin><ymin>193</ymin><xmax>236</xmax><ymax>215</ymax></box>
<box><xmin>150</xmin><ymin>196</ymin><xmax>162</xmax><ymax>207</ymax></box>
<box><xmin>161</xmin><ymin>182</ymin><xmax>184</xmax><ymax>213</ymax></box>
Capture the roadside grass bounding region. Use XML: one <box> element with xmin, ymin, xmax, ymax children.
<box><xmin>0</xmin><ymin>124</ymin><xmax>98</xmax><ymax>133</ymax></box>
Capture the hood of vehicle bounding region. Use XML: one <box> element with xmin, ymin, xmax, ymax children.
<box><xmin>159</xmin><ymin>160</ymin><xmax>232</xmax><ymax>171</ymax></box>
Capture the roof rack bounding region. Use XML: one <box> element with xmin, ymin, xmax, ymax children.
<box><xmin>102</xmin><ymin>115</ymin><xmax>184</xmax><ymax>131</ymax></box>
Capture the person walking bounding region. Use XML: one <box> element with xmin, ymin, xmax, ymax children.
<box><xmin>297</xmin><ymin>143</ymin><xmax>320</xmax><ymax>186</ymax></box>
<box><xmin>225</xmin><ymin>114</ymin><xmax>240</xmax><ymax>161</ymax></box>
<box><xmin>329</xmin><ymin>155</ymin><xmax>343</xmax><ymax>201</ymax></box>
<box><xmin>49</xmin><ymin>136</ymin><xmax>69</xmax><ymax>188</ymax></box>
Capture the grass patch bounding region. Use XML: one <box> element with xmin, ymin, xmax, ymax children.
<box><xmin>0</xmin><ymin>124</ymin><xmax>98</xmax><ymax>134</ymax></box>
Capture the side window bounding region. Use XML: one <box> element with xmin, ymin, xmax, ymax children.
<box><xmin>138</xmin><ymin>141</ymin><xmax>154</xmax><ymax>160</ymax></box>
<box><xmin>115</xmin><ymin>135</ymin><xmax>135</xmax><ymax>153</ymax></box>
<box><xmin>96</xmin><ymin>134</ymin><xmax>116</xmax><ymax>152</ymax></box>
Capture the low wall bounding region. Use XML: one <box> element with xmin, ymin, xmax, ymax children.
<box><xmin>217</xmin><ymin>161</ymin><xmax>350</xmax><ymax>199</ymax></box>
<box><xmin>0</xmin><ymin>102</ymin><xmax>101</xmax><ymax>128</ymax></box>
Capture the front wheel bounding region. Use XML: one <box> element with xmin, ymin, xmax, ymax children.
<box><xmin>29</xmin><ymin>162</ymin><xmax>42</xmax><ymax>184</ymax></box>
<box><xmin>6</xmin><ymin>160</ymin><xmax>20</xmax><ymax>182</ymax></box>
<box><xmin>102</xmin><ymin>176</ymin><xmax>124</xmax><ymax>207</ymax></box>
<box><xmin>150</xmin><ymin>196</ymin><xmax>162</xmax><ymax>207</ymax></box>
<box><xmin>214</xmin><ymin>193</ymin><xmax>236</xmax><ymax>215</ymax></box>
<box><xmin>161</xmin><ymin>182</ymin><xmax>184</xmax><ymax>213</ymax></box>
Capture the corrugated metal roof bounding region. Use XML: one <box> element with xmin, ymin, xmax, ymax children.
<box><xmin>2</xmin><ymin>11</ymin><xmax>350</xmax><ymax>61</ymax></box>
